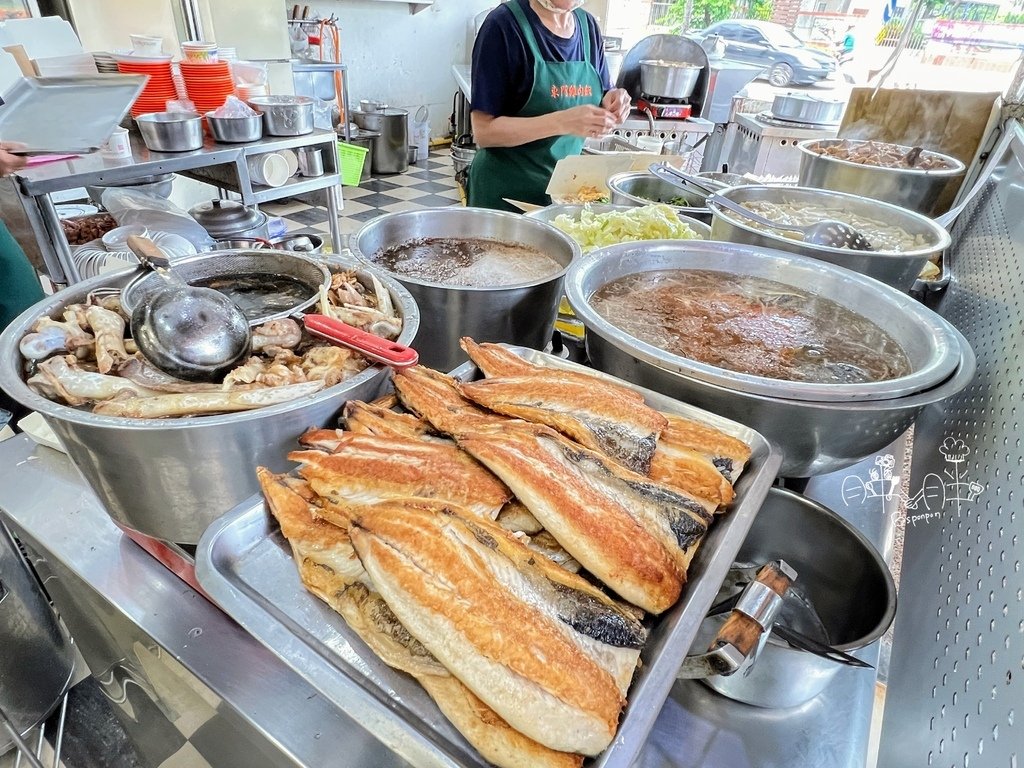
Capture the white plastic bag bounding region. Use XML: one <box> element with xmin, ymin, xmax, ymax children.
<box><xmin>101</xmin><ymin>188</ymin><xmax>215</xmax><ymax>250</ymax></box>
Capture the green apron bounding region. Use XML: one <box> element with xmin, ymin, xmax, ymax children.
<box><xmin>467</xmin><ymin>3</ymin><xmax>604</xmax><ymax>212</ymax></box>
<box><xmin>0</xmin><ymin>221</ymin><xmax>43</xmax><ymax>331</ymax></box>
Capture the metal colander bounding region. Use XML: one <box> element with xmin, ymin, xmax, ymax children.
<box><xmin>120</xmin><ymin>249</ymin><xmax>332</xmax><ymax>327</ymax></box>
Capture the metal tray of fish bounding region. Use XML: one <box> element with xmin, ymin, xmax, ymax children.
<box><xmin>196</xmin><ymin>348</ymin><xmax>783</xmax><ymax>768</ymax></box>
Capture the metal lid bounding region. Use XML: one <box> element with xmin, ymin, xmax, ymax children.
<box><xmin>189</xmin><ymin>199</ymin><xmax>266</xmax><ymax>237</ymax></box>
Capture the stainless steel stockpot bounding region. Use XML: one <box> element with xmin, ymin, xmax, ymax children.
<box><xmin>564</xmin><ymin>240</ymin><xmax>974</xmax><ymax>477</ymax></box>
<box><xmin>349</xmin><ymin>207</ymin><xmax>580</xmax><ymax>371</ymax></box>
<box><xmin>707</xmin><ymin>184</ymin><xmax>951</xmax><ymax>291</ymax></box>
<box><xmin>0</xmin><ymin>254</ymin><xmax>420</xmax><ymax>544</ymax></box>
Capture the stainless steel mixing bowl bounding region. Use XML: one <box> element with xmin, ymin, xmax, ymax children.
<box><xmin>797</xmin><ymin>138</ymin><xmax>965</xmax><ymax>217</ymax></box>
<box><xmin>349</xmin><ymin>207</ymin><xmax>580</xmax><ymax>371</ymax></box>
<box><xmin>708</xmin><ymin>185</ymin><xmax>951</xmax><ymax>291</ymax></box>
<box><xmin>0</xmin><ymin>254</ymin><xmax>420</xmax><ymax>544</ymax></box>
<box><xmin>564</xmin><ymin>240</ymin><xmax>975</xmax><ymax>476</ymax></box>
<box><xmin>607</xmin><ymin>171</ymin><xmax>712</xmax><ymax>223</ymax></box>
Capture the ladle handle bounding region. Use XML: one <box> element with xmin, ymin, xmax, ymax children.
<box><xmin>127</xmin><ymin>235</ymin><xmax>172</xmax><ymax>270</ymax></box>
<box><xmin>648</xmin><ymin>162</ymin><xmax>718</xmax><ymax>197</ymax></box>
<box><xmin>303</xmin><ymin>314</ymin><xmax>419</xmax><ymax>370</ymax></box>
<box><xmin>707</xmin><ymin>194</ymin><xmax>805</xmax><ymax>235</ymax></box>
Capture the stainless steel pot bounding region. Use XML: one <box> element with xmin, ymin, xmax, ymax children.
<box><xmin>797</xmin><ymin>138</ymin><xmax>966</xmax><ymax>217</ymax></box>
<box><xmin>248</xmin><ymin>96</ymin><xmax>315</xmax><ymax>137</ymax></box>
<box><xmin>350</xmin><ymin>207</ymin><xmax>579</xmax><ymax>371</ymax></box>
<box><xmin>0</xmin><ymin>520</ymin><xmax>75</xmax><ymax>752</ymax></box>
<box><xmin>770</xmin><ymin>92</ymin><xmax>845</xmax><ymax>125</ymax></box>
<box><xmin>525</xmin><ymin>203</ymin><xmax>712</xmax><ymax>242</ymax></box>
<box><xmin>564</xmin><ymin>240</ymin><xmax>975</xmax><ymax>476</ymax></box>
<box><xmin>691</xmin><ymin>488</ymin><xmax>896</xmax><ymax>707</ymax></box>
<box><xmin>708</xmin><ymin>185</ymin><xmax>951</xmax><ymax>291</ymax></box>
<box><xmin>353</xmin><ymin>107</ymin><xmax>409</xmax><ymax>175</ymax></box>
<box><xmin>639</xmin><ymin>59</ymin><xmax>703</xmax><ymax>100</ymax></box>
<box><xmin>607</xmin><ymin>171</ymin><xmax>712</xmax><ymax>223</ymax></box>
<box><xmin>0</xmin><ymin>255</ymin><xmax>420</xmax><ymax>544</ymax></box>
<box><xmin>189</xmin><ymin>199</ymin><xmax>270</xmax><ymax>241</ymax></box>
<box><xmin>206</xmin><ymin>112</ymin><xmax>264</xmax><ymax>143</ymax></box>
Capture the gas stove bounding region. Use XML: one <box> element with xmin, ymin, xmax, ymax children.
<box><xmin>635</xmin><ymin>94</ymin><xmax>693</xmax><ymax>120</ymax></box>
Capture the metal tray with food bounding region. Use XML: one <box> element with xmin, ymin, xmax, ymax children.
<box><xmin>196</xmin><ymin>348</ymin><xmax>782</xmax><ymax>768</ymax></box>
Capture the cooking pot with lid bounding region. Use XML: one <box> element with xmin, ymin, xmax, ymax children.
<box><xmin>189</xmin><ymin>199</ymin><xmax>270</xmax><ymax>241</ymax></box>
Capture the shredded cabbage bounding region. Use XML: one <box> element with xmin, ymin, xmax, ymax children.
<box><xmin>552</xmin><ymin>204</ymin><xmax>703</xmax><ymax>252</ymax></box>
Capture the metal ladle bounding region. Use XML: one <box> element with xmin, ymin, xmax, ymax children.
<box><xmin>709</xmin><ymin>194</ymin><xmax>875</xmax><ymax>251</ymax></box>
<box><xmin>127</xmin><ymin>236</ymin><xmax>252</xmax><ymax>382</ymax></box>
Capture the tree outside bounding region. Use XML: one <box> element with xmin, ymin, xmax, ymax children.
<box><xmin>656</xmin><ymin>0</ymin><xmax>774</xmax><ymax>33</ymax></box>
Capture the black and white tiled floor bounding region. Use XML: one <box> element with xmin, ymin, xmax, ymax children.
<box><xmin>262</xmin><ymin>147</ymin><xmax>462</xmax><ymax>240</ymax></box>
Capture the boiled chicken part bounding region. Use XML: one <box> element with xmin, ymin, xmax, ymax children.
<box><xmin>116</xmin><ymin>357</ymin><xmax>222</xmax><ymax>394</ymax></box>
<box><xmin>92</xmin><ymin>380</ymin><xmax>325</xmax><ymax>418</ymax></box>
<box><xmin>27</xmin><ymin>355</ymin><xmax>158</xmax><ymax>406</ymax></box>
<box><xmin>18</xmin><ymin>316</ymin><xmax>94</xmax><ymax>361</ymax></box>
<box><xmin>251</xmin><ymin>318</ymin><xmax>303</xmax><ymax>352</ymax></box>
<box><xmin>85</xmin><ymin>305</ymin><xmax>129</xmax><ymax>374</ymax></box>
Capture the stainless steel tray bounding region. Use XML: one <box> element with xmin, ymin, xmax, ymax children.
<box><xmin>196</xmin><ymin>349</ymin><xmax>782</xmax><ymax>768</ymax></box>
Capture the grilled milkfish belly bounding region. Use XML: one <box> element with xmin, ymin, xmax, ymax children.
<box><xmin>457</xmin><ymin>423</ymin><xmax>711</xmax><ymax>614</ymax></box>
<box><xmin>658</xmin><ymin>412</ymin><xmax>753</xmax><ymax>485</ymax></box>
<box><xmin>258</xmin><ymin>470</ymin><xmax>584</xmax><ymax>768</ymax></box>
<box><xmin>349</xmin><ymin>500</ymin><xmax>642</xmax><ymax>755</ymax></box>
<box><xmin>343</xmin><ymin>399</ymin><xmax>436</xmax><ymax>440</ymax></box>
<box><xmin>459</xmin><ymin>339</ymin><xmax>668</xmax><ymax>474</ymax></box>
<box><xmin>393</xmin><ymin>365</ymin><xmax>507</xmax><ymax>436</ymax></box>
<box><xmin>290</xmin><ymin>431</ymin><xmax>511</xmax><ymax>520</ymax></box>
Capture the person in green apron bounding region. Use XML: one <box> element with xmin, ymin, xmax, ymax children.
<box><xmin>467</xmin><ymin>0</ymin><xmax>631</xmax><ymax>212</ymax></box>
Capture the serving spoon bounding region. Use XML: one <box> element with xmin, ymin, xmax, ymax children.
<box><xmin>649</xmin><ymin>162</ymin><xmax>723</xmax><ymax>197</ymax></box>
<box><xmin>708</xmin><ymin>194</ymin><xmax>875</xmax><ymax>251</ymax></box>
<box><xmin>127</xmin><ymin>236</ymin><xmax>252</xmax><ymax>382</ymax></box>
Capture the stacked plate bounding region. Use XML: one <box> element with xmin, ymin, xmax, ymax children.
<box><xmin>179</xmin><ymin>61</ymin><xmax>235</xmax><ymax>114</ymax></box>
<box><xmin>72</xmin><ymin>231</ymin><xmax>196</xmax><ymax>279</ymax></box>
<box><xmin>115</xmin><ymin>53</ymin><xmax>179</xmax><ymax>117</ymax></box>
<box><xmin>93</xmin><ymin>52</ymin><xmax>119</xmax><ymax>73</ymax></box>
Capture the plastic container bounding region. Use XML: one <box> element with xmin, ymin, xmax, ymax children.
<box><xmin>338</xmin><ymin>141</ymin><xmax>369</xmax><ymax>186</ymax></box>
<box><xmin>409</xmin><ymin>104</ymin><xmax>430</xmax><ymax>164</ymax></box>
<box><xmin>247</xmin><ymin>153</ymin><xmax>289</xmax><ymax>187</ymax></box>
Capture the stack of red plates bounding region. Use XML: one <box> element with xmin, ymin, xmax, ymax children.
<box><xmin>116</xmin><ymin>56</ymin><xmax>178</xmax><ymax>117</ymax></box>
<box><xmin>179</xmin><ymin>61</ymin><xmax>235</xmax><ymax>114</ymax></box>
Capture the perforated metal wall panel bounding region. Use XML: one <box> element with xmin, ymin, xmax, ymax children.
<box><xmin>878</xmin><ymin>123</ymin><xmax>1024</xmax><ymax>768</ymax></box>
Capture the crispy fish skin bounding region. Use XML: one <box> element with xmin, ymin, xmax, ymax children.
<box><xmin>290</xmin><ymin>433</ymin><xmax>511</xmax><ymax>519</ymax></box>
<box><xmin>459</xmin><ymin>339</ymin><xmax>668</xmax><ymax>474</ymax></box>
<box><xmin>649</xmin><ymin>446</ymin><xmax>735</xmax><ymax>507</ymax></box>
<box><xmin>258</xmin><ymin>470</ymin><xmax>582</xmax><ymax>768</ymax></box>
<box><xmin>456</xmin><ymin>423</ymin><xmax>687</xmax><ymax>614</ymax></box>
<box><xmin>393</xmin><ymin>365</ymin><xmax>505</xmax><ymax>437</ymax></box>
<box><xmin>343</xmin><ymin>399</ymin><xmax>435</xmax><ymax>440</ymax></box>
<box><xmin>459</xmin><ymin>375</ymin><xmax>667</xmax><ymax>475</ymax></box>
<box><xmin>349</xmin><ymin>501</ymin><xmax>624</xmax><ymax>755</ymax></box>
<box><xmin>660</xmin><ymin>412</ymin><xmax>752</xmax><ymax>484</ymax></box>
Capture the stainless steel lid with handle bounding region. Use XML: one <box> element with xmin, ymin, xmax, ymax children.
<box><xmin>189</xmin><ymin>199</ymin><xmax>268</xmax><ymax>239</ymax></box>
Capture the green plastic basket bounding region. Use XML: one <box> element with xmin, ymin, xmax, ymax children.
<box><xmin>337</xmin><ymin>141</ymin><xmax>369</xmax><ymax>186</ymax></box>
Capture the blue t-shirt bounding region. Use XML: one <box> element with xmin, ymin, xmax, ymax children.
<box><xmin>470</xmin><ymin>0</ymin><xmax>611</xmax><ymax>118</ymax></box>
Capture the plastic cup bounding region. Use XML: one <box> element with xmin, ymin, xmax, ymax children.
<box><xmin>182</xmin><ymin>41</ymin><xmax>219</xmax><ymax>63</ymax></box>
<box><xmin>130</xmin><ymin>34</ymin><xmax>164</xmax><ymax>56</ymax></box>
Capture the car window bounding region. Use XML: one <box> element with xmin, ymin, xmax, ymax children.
<box><xmin>732</xmin><ymin>27</ymin><xmax>763</xmax><ymax>43</ymax></box>
<box><xmin>712</xmin><ymin>23</ymin><xmax>739</xmax><ymax>39</ymax></box>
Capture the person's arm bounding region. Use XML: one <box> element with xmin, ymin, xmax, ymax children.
<box><xmin>0</xmin><ymin>142</ymin><xmax>27</xmax><ymax>176</ymax></box>
<box><xmin>472</xmin><ymin>106</ymin><xmax>616</xmax><ymax>148</ymax></box>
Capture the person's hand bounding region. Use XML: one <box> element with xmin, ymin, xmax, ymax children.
<box><xmin>559</xmin><ymin>105</ymin><xmax>617</xmax><ymax>139</ymax></box>
<box><xmin>601</xmin><ymin>88</ymin><xmax>632</xmax><ymax>125</ymax></box>
<box><xmin>0</xmin><ymin>142</ymin><xmax>27</xmax><ymax>176</ymax></box>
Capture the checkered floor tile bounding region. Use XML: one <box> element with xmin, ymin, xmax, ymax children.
<box><xmin>262</xmin><ymin>147</ymin><xmax>462</xmax><ymax>244</ymax></box>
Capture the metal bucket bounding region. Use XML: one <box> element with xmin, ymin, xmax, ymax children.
<box><xmin>350</xmin><ymin>207</ymin><xmax>579</xmax><ymax>371</ymax></box>
<box><xmin>0</xmin><ymin>521</ymin><xmax>75</xmax><ymax>752</ymax></box>
<box><xmin>691</xmin><ymin>488</ymin><xmax>896</xmax><ymax>707</ymax></box>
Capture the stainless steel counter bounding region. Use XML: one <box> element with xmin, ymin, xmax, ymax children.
<box><xmin>0</xmin><ymin>434</ymin><xmax>902</xmax><ymax>767</ymax></box>
<box><xmin>13</xmin><ymin>129</ymin><xmax>343</xmax><ymax>285</ymax></box>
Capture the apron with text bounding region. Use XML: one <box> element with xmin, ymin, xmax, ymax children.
<box><xmin>467</xmin><ymin>3</ymin><xmax>603</xmax><ymax>212</ymax></box>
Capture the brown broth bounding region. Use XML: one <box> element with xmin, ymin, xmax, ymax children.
<box><xmin>372</xmin><ymin>237</ymin><xmax>562</xmax><ymax>287</ymax></box>
<box><xmin>591</xmin><ymin>269</ymin><xmax>911</xmax><ymax>384</ymax></box>
<box><xmin>192</xmin><ymin>274</ymin><xmax>311</xmax><ymax>320</ymax></box>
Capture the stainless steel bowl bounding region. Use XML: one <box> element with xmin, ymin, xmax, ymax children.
<box><xmin>608</xmin><ymin>171</ymin><xmax>712</xmax><ymax>223</ymax></box>
<box><xmin>206</xmin><ymin>112</ymin><xmax>264</xmax><ymax>143</ymax></box>
<box><xmin>271</xmin><ymin>234</ymin><xmax>324</xmax><ymax>254</ymax></box>
<box><xmin>135</xmin><ymin>111</ymin><xmax>204</xmax><ymax>152</ymax></box>
<box><xmin>248</xmin><ymin>95</ymin><xmax>315</xmax><ymax>136</ymax></box>
<box><xmin>639</xmin><ymin>59</ymin><xmax>703</xmax><ymax>100</ymax></box>
<box><xmin>708</xmin><ymin>185</ymin><xmax>951</xmax><ymax>291</ymax></box>
<box><xmin>350</xmin><ymin>207</ymin><xmax>580</xmax><ymax>371</ymax></box>
<box><xmin>525</xmin><ymin>203</ymin><xmax>711</xmax><ymax>243</ymax></box>
<box><xmin>0</xmin><ymin>254</ymin><xmax>420</xmax><ymax>544</ymax></box>
<box><xmin>770</xmin><ymin>92</ymin><xmax>845</xmax><ymax>125</ymax></box>
<box><xmin>797</xmin><ymin>138</ymin><xmax>966</xmax><ymax>217</ymax></box>
<box><xmin>564</xmin><ymin>240</ymin><xmax>974</xmax><ymax>476</ymax></box>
